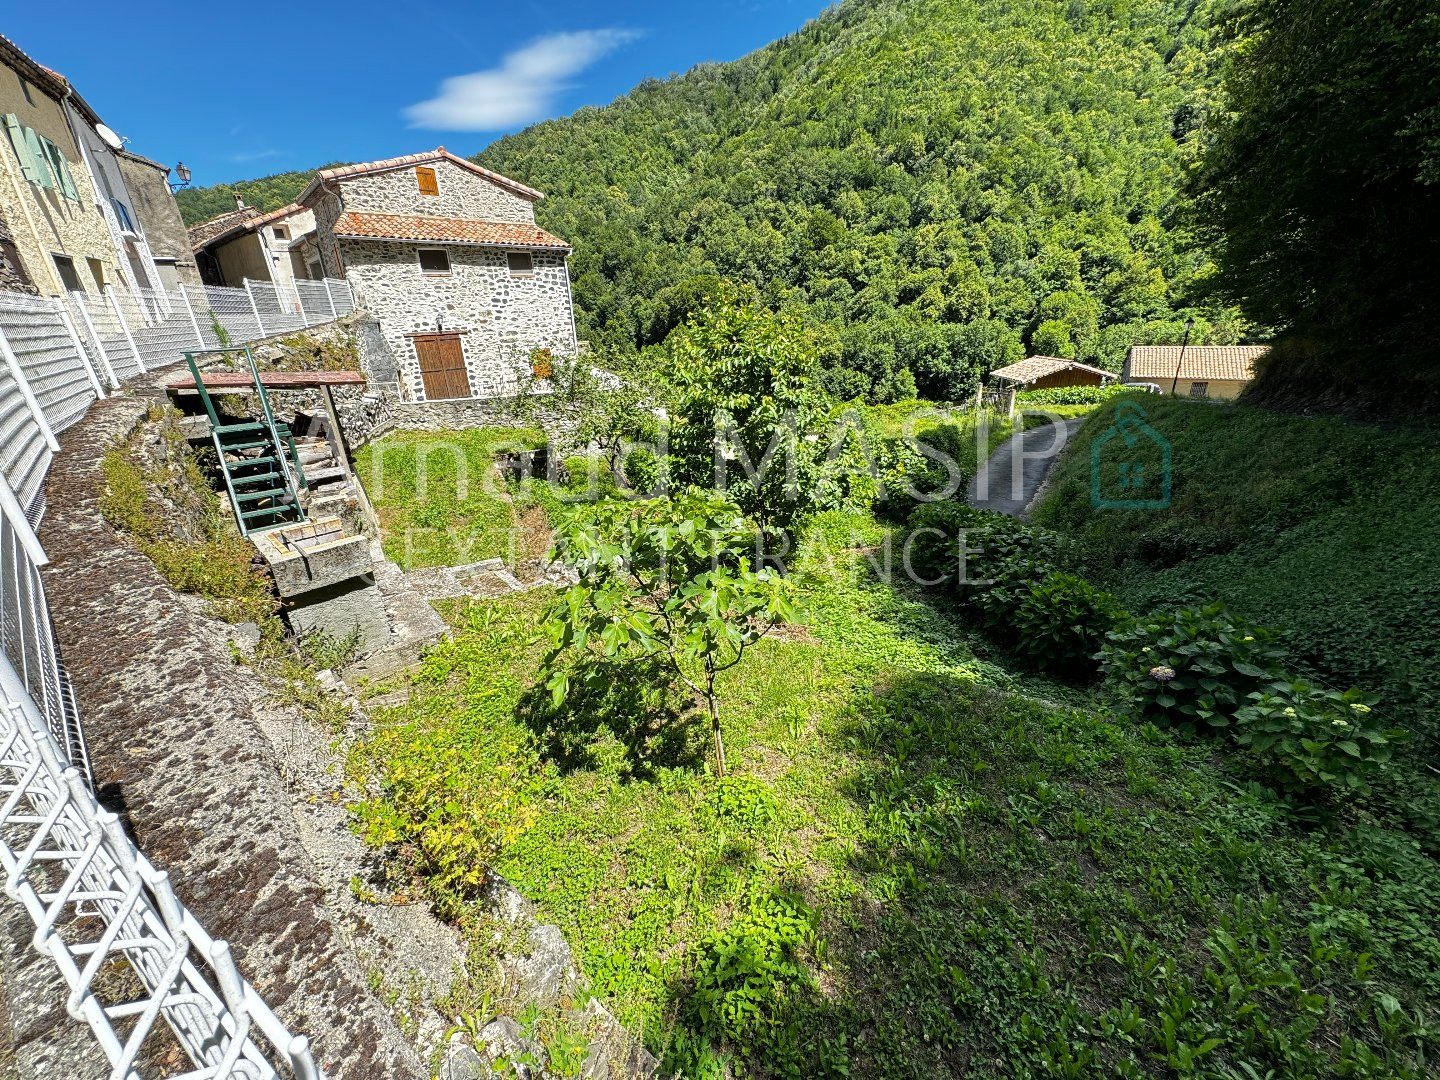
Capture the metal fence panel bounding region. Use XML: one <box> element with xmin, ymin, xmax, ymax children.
<box><xmin>66</xmin><ymin>292</ymin><xmax>145</xmax><ymax>382</ymax></box>
<box><xmin>295</xmin><ymin>280</ymin><xmax>333</xmax><ymax>324</ymax></box>
<box><xmin>0</xmin><ymin>360</ymin><xmax>51</xmax><ymax>513</ymax></box>
<box><xmin>326</xmin><ymin>279</ymin><xmax>355</xmax><ymax>316</ymax></box>
<box><xmin>0</xmin><ymin>295</ymin><xmax>97</xmax><ymax>433</ymax></box>
<box><xmin>203</xmin><ymin>285</ymin><xmax>264</xmax><ymax>345</ymax></box>
<box><xmin>247</xmin><ymin>281</ymin><xmax>306</xmax><ymax>336</ymax></box>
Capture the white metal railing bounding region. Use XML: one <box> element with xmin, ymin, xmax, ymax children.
<box><xmin>0</xmin><ymin>279</ymin><xmax>354</xmax><ymax>521</ymax></box>
<box><xmin>0</xmin><ymin>278</ymin><xmax>355</xmax><ymax>1076</ymax></box>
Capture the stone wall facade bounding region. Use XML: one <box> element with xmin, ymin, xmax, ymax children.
<box><xmin>343</xmin><ymin>240</ymin><xmax>576</xmax><ymax>401</ymax></box>
<box><xmin>303</xmin><ymin>156</ymin><xmax>578</xmax><ymax>406</ymax></box>
<box><xmin>116</xmin><ymin>152</ymin><xmax>201</xmax><ymax>286</ymax></box>
<box><xmin>335</xmin><ymin>158</ymin><xmax>533</xmax><ymax>222</ymax></box>
<box><xmin>0</xmin><ymin>61</ymin><xmax>123</xmax><ymax>298</ymax></box>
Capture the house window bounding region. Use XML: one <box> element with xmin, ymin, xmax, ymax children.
<box><xmin>1188</xmin><ymin>381</ymin><xmax>1209</xmax><ymax>398</ymax></box>
<box><xmin>86</xmin><ymin>257</ymin><xmax>106</xmax><ymax>290</ymax></box>
<box><xmin>273</xmin><ymin>225</ymin><xmax>290</xmax><ymax>241</ymax></box>
<box><xmin>112</xmin><ymin>199</ymin><xmax>136</xmax><ymax>233</ymax></box>
<box><xmin>18</xmin><ymin>76</ymin><xmax>34</xmax><ymax>106</ymax></box>
<box><xmin>507</xmin><ymin>251</ymin><xmax>533</xmax><ymax>277</ymax></box>
<box><xmin>418</xmin><ymin>248</ymin><xmax>451</xmax><ymax>275</ymax></box>
<box><xmin>51</xmin><ymin>254</ymin><xmax>82</xmax><ymax>293</ymax></box>
<box><xmin>416</xmin><ymin>167</ymin><xmax>439</xmax><ymax>196</ymax></box>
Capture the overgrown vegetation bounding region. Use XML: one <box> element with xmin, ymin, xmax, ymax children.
<box><xmin>352</xmin><ymin>508</ymin><xmax>1440</xmax><ymax>1077</ymax></box>
<box><xmin>1030</xmin><ymin>397</ymin><xmax>1440</xmax><ymax>748</ymax></box>
<box><xmin>353</xmin><ymin>426</ymin><xmax>546</xmax><ymax>569</ymax></box>
<box><xmin>1189</xmin><ymin>0</ymin><xmax>1440</xmax><ymax>411</ymax></box>
<box><xmin>98</xmin><ymin>405</ymin><xmax>278</xmax><ymax>634</ymax></box>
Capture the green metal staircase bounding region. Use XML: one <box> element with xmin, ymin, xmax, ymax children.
<box><xmin>184</xmin><ymin>348</ymin><xmax>307</xmax><ymax>536</ymax></box>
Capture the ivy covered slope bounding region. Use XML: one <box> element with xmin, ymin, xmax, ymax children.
<box><xmin>477</xmin><ymin>0</ymin><xmax>1237</xmax><ymax>400</ymax></box>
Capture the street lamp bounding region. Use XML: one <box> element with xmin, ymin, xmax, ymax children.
<box><xmin>168</xmin><ymin>162</ymin><xmax>192</xmax><ymax>193</ymax></box>
<box><xmin>1169</xmin><ymin>317</ymin><xmax>1195</xmax><ymax>396</ymax></box>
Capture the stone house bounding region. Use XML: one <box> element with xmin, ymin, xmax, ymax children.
<box><xmin>298</xmin><ymin>148</ymin><xmax>577</xmax><ymax>402</ymax></box>
<box><xmin>0</xmin><ymin>33</ymin><xmax>188</xmax><ymax>300</ymax></box>
<box><xmin>190</xmin><ymin>199</ymin><xmax>318</xmax><ymax>290</ymax></box>
<box><xmin>1122</xmin><ymin>345</ymin><xmax>1269</xmax><ymax>399</ymax></box>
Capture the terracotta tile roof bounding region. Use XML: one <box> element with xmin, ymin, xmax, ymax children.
<box><xmin>188</xmin><ymin>203</ymin><xmax>309</xmax><ymax>252</ymax></box>
<box><xmin>1124</xmin><ymin>345</ymin><xmax>1269</xmax><ymax>383</ymax></box>
<box><xmin>297</xmin><ymin>148</ymin><xmax>544</xmax><ymax>205</ymax></box>
<box><xmin>989</xmin><ymin>356</ymin><xmax>1117</xmax><ymax>385</ymax></box>
<box><xmin>331</xmin><ymin>211</ymin><xmax>571</xmax><ymax>252</ymax></box>
<box><xmin>188</xmin><ymin>207</ymin><xmax>263</xmax><ymax>250</ymax></box>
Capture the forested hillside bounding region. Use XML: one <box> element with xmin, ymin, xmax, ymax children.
<box><xmin>478</xmin><ymin>0</ymin><xmax>1240</xmax><ymax>400</ymax></box>
<box><xmin>175</xmin><ymin>167</ymin><xmax>338</xmax><ymax>225</ymax></box>
<box><xmin>180</xmin><ymin>0</ymin><xmax>1241</xmax><ymax>401</ymax></box>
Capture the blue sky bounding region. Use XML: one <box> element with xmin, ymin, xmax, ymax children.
<box><xmin>5</xmin><ymin>1</ymin><xmax>830</xmax><ymax>186</ymax></box>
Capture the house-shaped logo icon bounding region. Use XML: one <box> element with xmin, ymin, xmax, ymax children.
<box><xmin>1091</xmin><ymin>403</ymin><xmax>1171</xmax><ymax>509</ymax></box>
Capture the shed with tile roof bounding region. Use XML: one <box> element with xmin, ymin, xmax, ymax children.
<box><xmin>1122</xmin><ymin>345</ymin><xmax>1269</xmax><ymax>399</ymax></box>
<box><xmin>988</xmin><ymin>355</ymin><xmax>1117</xmax><ymax>390</ymax></box>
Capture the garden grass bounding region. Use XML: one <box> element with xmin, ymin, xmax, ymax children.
<box><xmin>352</xmin><ymin>506</ymin><xmax>1440</xmax><ymax>1079</ymax></box>
<box><xmin>354</xmin><ymin>426</ymin><xmax>544</xmax><ymax>569</ymax></box>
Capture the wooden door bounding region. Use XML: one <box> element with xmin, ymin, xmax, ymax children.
<box><xmin>413</xmin><ymin>333</ymin><xmax>470</xmax><ymax>400</ymax></box>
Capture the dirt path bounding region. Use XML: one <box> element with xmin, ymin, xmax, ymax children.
<box><xmin>967</xmin><ymin>417</ymin><xmax>1083</xmax><ymax>518</ymax></box>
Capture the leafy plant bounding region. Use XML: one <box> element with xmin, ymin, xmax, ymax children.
<box><xmin>666</xmin><ymin>304</ymin><xmax>830</xmax><ymax>536</ymax></box>
<box><xmin>542</xmin><ymin>489</ymin><xmax>798</xmax><ymax>775</ymax></box>
<box><xmin>1016</xmin><ymin>384</ymin><xmax>1132</xmax><ymax>407</ymax></box>
<box><xmin>1099</xmin><ymin>605</ymin><xmax>1291</xmax><ymax>733</ymax></box>
<box><xmin>1234</xmin><ymin>681</ymin><xmax>1402</xmax><ymax>797</ymax></box>
<box><xmin>1009</xmin><ymin>572</ymin><xmax>1122</xmax><ymax>677</ymax></box>
<box><xmin>686</xmin><ymin>891</ymin><xmax>820</xmax><ymax>1062</ymax></box>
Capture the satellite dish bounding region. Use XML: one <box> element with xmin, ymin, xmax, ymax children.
<box><xmin>95</xmin><ymin>123</ymin><xmax>124</xmax><ymax>150</ymax></box>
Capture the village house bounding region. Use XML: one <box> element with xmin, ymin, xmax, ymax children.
<box><xmin>1122</xmin><ymin>344</ymin><xmax>1269</xmax><ymax>399</ymax></box>
<box><xmin>115</xmin><ymin>150</ymin><xmax>200</xmax><ymax>288</ymax></box>
<box><xmin>298</xmin><ymin>148</ymin><xmax>577</xmax><ymax>402</ymax></box>
<box><xmin>0</xmin><ymin>34</ymin><xmax>187</xmax><ymax>301</ymax></box>
<box><xmin>190</xmin><ymin>198</ymin><xmax>318</xmax><ymax>290</ymax></box>
<box><xmin>988</xmin><ymin>355</ymin><xmax>1117</xmax><ymax>392</ymax></box>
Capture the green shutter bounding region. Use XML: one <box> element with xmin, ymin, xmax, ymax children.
<box><xmin>2</xmin><ymin>114</ymin><xmax>42</xmax><ymax>184</ymax></box>
<box><xmin>41</xmin><ymin>137</ymin><xmax>77</xmax><ymax>200</ymax></box>
<box><xmin>22</xmin><ymin>127</ymin><xmax>53</xmax><ymax>188</ymax></box>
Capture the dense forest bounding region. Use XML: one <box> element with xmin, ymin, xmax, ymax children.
<box><xmin>175</xmin><ymin>167</ymin><xmax>338</xmax><ymax>225</ymax></box>
<box><xmin>478</xmin><ymin>0</ymin><xmax>1243</xmax><ymax>400</ymax></box>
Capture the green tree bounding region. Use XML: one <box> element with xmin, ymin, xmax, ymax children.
<box><xmin>541</xmin><ymin>491</ymin><xmax>797</xmax><ymax>776</ymax></box>
<box><xmin>1190</xmin><ymin>0</ymin><xmax>1440</xmax><ymax>406</ymax></box>
<box><xmin>666</xmin><ymin>303</ymin><xmax>829</xmax><ymax>534</ymax></box>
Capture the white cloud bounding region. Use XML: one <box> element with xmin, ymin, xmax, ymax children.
<box><xmin>404</xmin><ymin>29</ymin><xmax>641</xmax><ymax>132</ymax></box>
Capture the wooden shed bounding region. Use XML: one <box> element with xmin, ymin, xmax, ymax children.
<box><xmin>988</xmin><ymin>355</ymin><xmax>1117</xmax><ymax>391</ymax></box>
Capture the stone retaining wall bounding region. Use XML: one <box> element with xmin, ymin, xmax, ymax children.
<box><xmin>35</xmin><ymin>391</ymin><xmax>426</xmax><ymax>1080</ymax></box>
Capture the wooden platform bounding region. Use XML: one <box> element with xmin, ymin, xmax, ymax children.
<box><xmin>165</xmin><ymin>370</ymin><xmax>366</xmax><ymax>392</ymax></box>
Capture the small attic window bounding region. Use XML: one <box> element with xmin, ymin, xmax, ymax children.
<box><xmin>273</xmin><ymin>225</ymin><xmax>290</xmax><ymax>240</ymax></box>
<box><xmin>507</xmin><ymin>251</ymin><xmax>533</xmax><ymax>277</ymax></box>
<box><xmin>416</xmin><ymin>167</ymin><xmax>439</xmax><ymax>196</ymax></box>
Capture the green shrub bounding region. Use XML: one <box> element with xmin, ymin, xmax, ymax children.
<box><xmin>686</xmin><ymin>891</ymin><xmax>818</xmax><ymax>1059</ymax></box>
<box><xmin>1009</xmin><ymin>572</ymin><xmax>1123</xmax><ymax>677</ymax></box>
<box><xmin>1098</xmin><ymin>605</ymin><xmax>1291</xmax><ymax>734</ymax></box>
<box><xmin>1234</xmin><ymin>681</ymin><xmax>1402</xmax><ymax>797</ymax></box>
<box><xmin>1016</xmin><ymin>383</ymin><xmax>1131</xmax><ymax>407</ymax></box>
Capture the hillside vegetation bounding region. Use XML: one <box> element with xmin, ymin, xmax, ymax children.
<box><xmin>1031</xmin><ymin>397</ymin><xmax>1440</xmax><ymax>753</ymax></box>
<box><xmin>175</xmin><ymin>166</ymin><xmax>338</xmax><ymax>225</ymax></box>
<box><xmin>478</xmin><ymin>0</ymin><xmax>1241</xmax><ymax>401</ymax></box>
